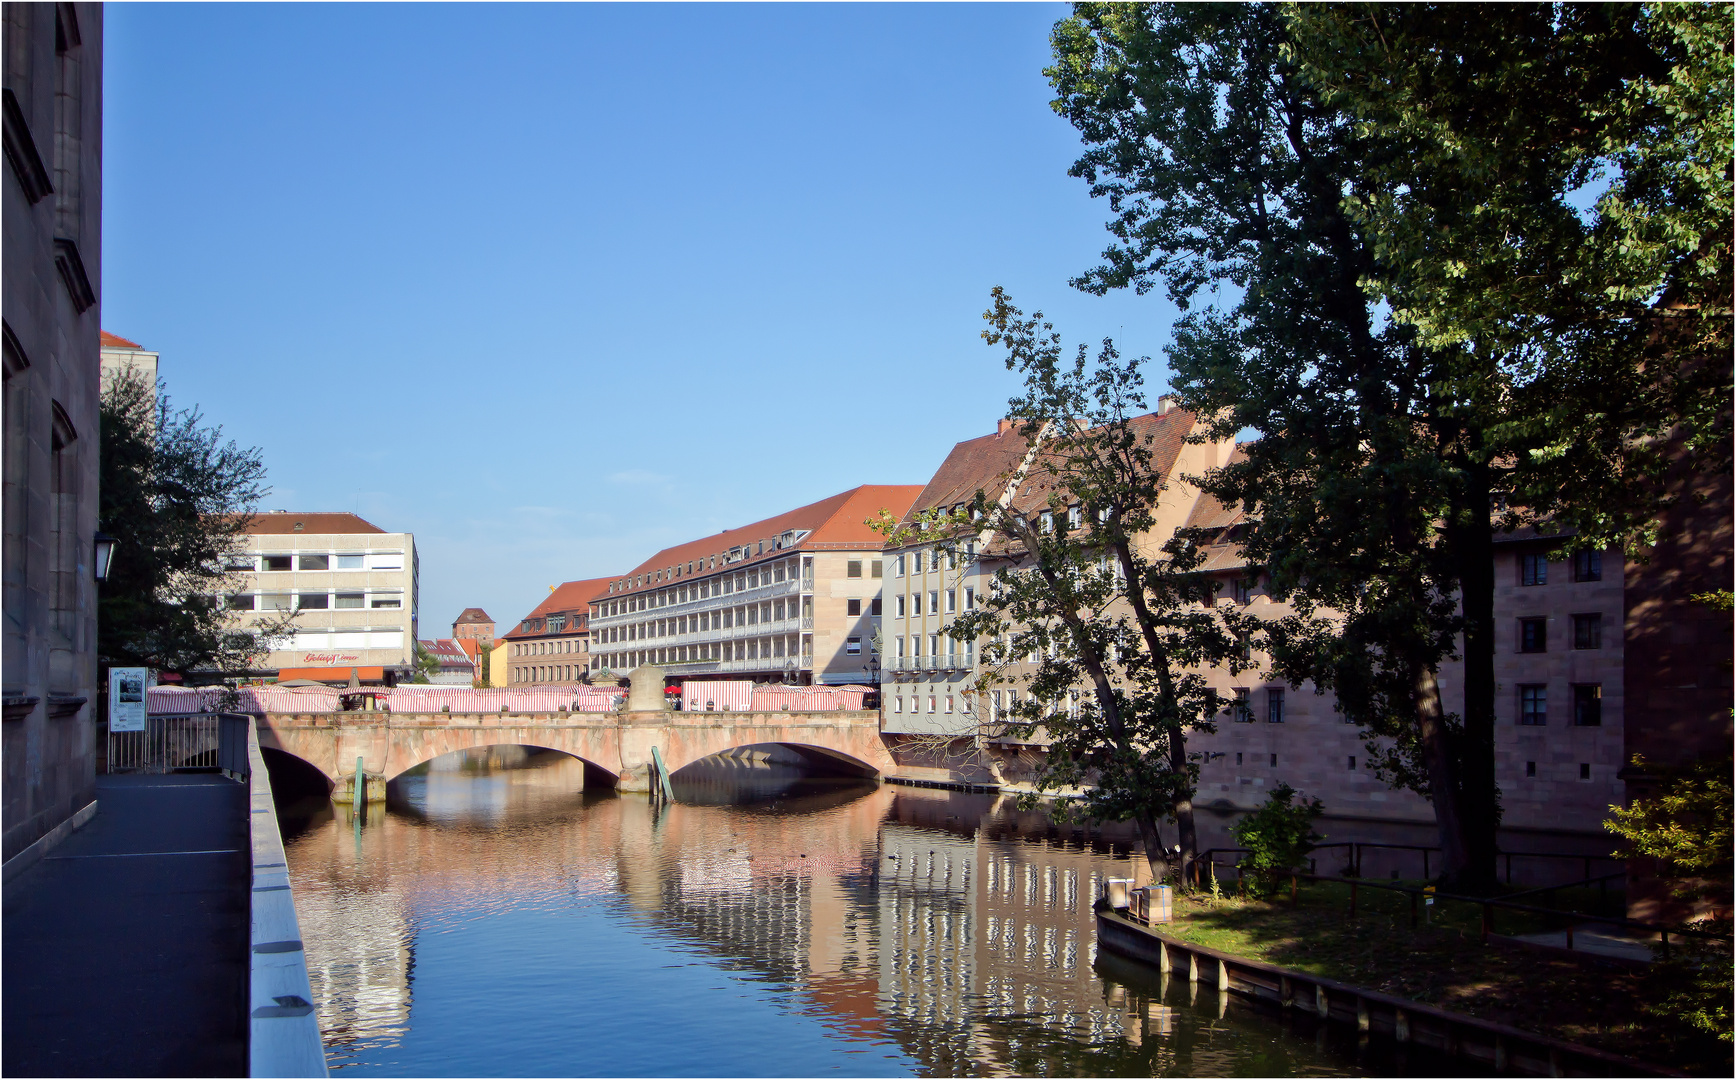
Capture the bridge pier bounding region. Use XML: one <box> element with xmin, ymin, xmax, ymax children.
<box><xmin>331</xmin><ymin>771</ymin><xmax>386</xmax><ymax>804</ymax></box>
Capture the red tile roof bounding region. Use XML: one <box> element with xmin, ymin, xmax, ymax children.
<box><xmin>592</xmin><ymin>485</ymin><xmax>923</xmax><ymax>605</ymax></box>
<box><xmin>243</xmin><ymin>512</ymin><xmax>388</xmax><ymax>535</ymax></box>
<box><xmin>100</xmin><ymin>331</ymin><xmax>143</xmax><ymax>349</ymax></box>
<box><xmin>453</xmin><ymin>607</ymin><xmax>494</xmax><ymax>625</ymax></box>
<box><xmin>503</xmin><ymin>576</ymin><xmax>618</xmax><ymax>640</ymax></box>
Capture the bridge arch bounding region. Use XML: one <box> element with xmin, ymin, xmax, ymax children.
<box><xmin>387</xmin><ymin>743</ymin><xmax>620</xmax><ymax>789</ymax></box>
<box><xmin>670</xmin><ymin>741</ymin><xmax>880</xmax><ymax>780</ymax></box>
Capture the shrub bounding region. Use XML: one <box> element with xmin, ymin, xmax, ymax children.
<box><xmin>1232</xmin><ymin>783</ymin><xmax>1324</xmax><ymax>895</ymax></box>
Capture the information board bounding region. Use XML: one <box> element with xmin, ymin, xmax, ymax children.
<box><xmin>108</xmin><ymin>667</ymin><xmax>148</xmax><ymax>732</ymax></box>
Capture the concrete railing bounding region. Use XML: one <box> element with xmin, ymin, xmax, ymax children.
<box><xmin>239</xmin><ymin>716</ymin><xmax>328</xmax><ymax>1077</ymax></box>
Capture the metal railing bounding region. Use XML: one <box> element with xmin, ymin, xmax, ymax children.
<box><xmin>107</xmin><ymin>713</ymin><xmax>245</xmax><ymax>773</ymax></box>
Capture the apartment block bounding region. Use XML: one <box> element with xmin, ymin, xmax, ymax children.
<box><xmin>225</xmin><ymin>512</ymin><xmax>418</xmax><ymax>681</ymax></box>
<box><xmin>501</xmin><ymin>577</ymin><xmax>613</xmax><ymax>685</ymax></box>
<box><xmin>98</xmin><ymin>330</ymin><xmax>156</xmax><ymax>388</ymax></box>
<box><xmin>588</xmin><ymin>486</ymin><xmax>921</xmax><ymax>685</ymax></box>
<box><xmin>876</xmin><ymin>409</ymin><xmax>1710</xmax><ymax>836</ymax></box>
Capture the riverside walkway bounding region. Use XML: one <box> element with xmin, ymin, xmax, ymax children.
<box><xmin>2</xmin><ymin>773</ymin><xmax>249</xmax><ymax>1077</ymax></box>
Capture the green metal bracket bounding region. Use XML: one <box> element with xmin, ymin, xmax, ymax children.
<box><xmin>650</xmin><ymin>746</ymin><xmax>675</xmax><ymax>801</ymax></box>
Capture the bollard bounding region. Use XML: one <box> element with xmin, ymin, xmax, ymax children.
<box><xmin>355</xmin><ymin>755</ymin><xmax>364</xmax><ymax>805</ymax></box>
<box><xmin>1349</xmin><ymin>880</ymin><xmax>1358</xmax><ymax>920</ymax></box>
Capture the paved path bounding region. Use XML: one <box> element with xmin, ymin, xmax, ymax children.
<box><xmin>3</xmin><ymin>773</ymin><xmax>249</xmax><ymax>1077</ymax></box>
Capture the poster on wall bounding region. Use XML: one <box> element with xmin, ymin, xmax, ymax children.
<box><xmin>108</xmin><ymin>667</ymin><xmax>149</xmax><ymax>732</ymax></box>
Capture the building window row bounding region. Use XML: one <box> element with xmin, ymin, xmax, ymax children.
<box><xmin>1519</xmin><ymin>547</ymin><xmax>1604</xmax><ymax>587</ymax></box>
<box><xmin>602</xmin><ymin>557</ymin><xmax>812</xmax><ymax>612</ymax></box>
<box><xmin>512</xmin><ymin>638</ymin><xmax>585</xmax><ymax>657</ymax></box>
<box><xmin>227</xmin><ymin>590</ymin><xmax>402</xmax><ymax>611</ymax></box>
<box><xmin>1516</xmin><ymin>682</ymin><xmax>1602</xmax><ymax>726</ymax></box>
<box><xmin>595</xmin><ymin>634</ymin><xmax>811</xmax><ymax>670</ymax></box>
<box><xmin>1516</xmin><ymin>613</ymin><xmax>1603</xmax><ymax>652</ymax></box>
<box><xmin>241</xmin><ymin>551</ymin><xmax>405</xmax><ymax>572</ymax></box>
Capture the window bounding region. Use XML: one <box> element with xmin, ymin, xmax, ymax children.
<box><xmin>298</xmin><ymin>554</ymin><xmax>329</xmax><ymax>571</ymax></box>
<box><xmin>223</xmin><ymin>555</ymin><xmax>255</xmax><ymax>571</ymax></box>
<box><xmin>1270</xmin><ymin>753</ymin><xmax>1278</xmax><ymax>767</ymax></box>
<box><xmin>945</xmin><ymin>590</ymin><xmax>956</xmax><ymax>613</ymax></box>
<box><xmin>263</xmin><ymin>555</ymin><xmax>292</xmax><ymax>572</ymax></box>
<box><xmin>368</xmin><ymin>553</ymin><xmax>403</xmax><ymax>571</ymax></box>
<box><xmin>945</xmin><ymin>695</ymin><xmax>954</xmax><ymax>714</ymax></box>
<box><xmin>1267</xmin><ymin>687</ymin><xmax>1285</xmax><ymax>724</ymax></box>
<box><xmin>895</xmin><ymin>636</ymin><xmax>905</xmax><ymax>657</ymax></box>
<box><xmin>1232</xmin><ymin>688</ymin><xmax>1251</xmax><ymax>723</ymax></box>
<box><xmin>336</xmin><ymin>554</ymin><xmax>363</xmax><ymax>570</ymax></box>
<box><xmin>929</xmin><ymin>591</ymin><xmax>939</xmax><ymax>615</ymax></box>
<box><xmin>1519</xmin><ymin>618</ymin><xmax>1547</xmax><ymax>653</ymax></box>
<box><xmin>1236</xmin><ymin>752</ymin><xmax>1243</xmax><ymax>766</ymax></box>
<box><xmin>297</xmin><ymin>592</ymin><xmax>329</xmax><ymax>609</ymax></box>
<box><xmin>1573</xmin><ymin>613</ymin><xmax>1602</xmax><ymax>650</ymax></box>
<box><xmin>1348</xmin><ymin>756</ymin><xmax>1357</xmax><ymax>771</ymax></box>
<box><xmin>893</xmin><ymin>555</ymin><xmax>904</xmax><ymax>577</ymax></box>
<box><xmin>1233</xmin><ymin>577</ymin><xmax>1252</xmax><ymax>604</ymax></box>
<box><xmin>912</xmin><ymin>593</ymin><xmax>922</xmax><ymax>616</ymax></box>
<box><xmin>895</xmin><ymin>594</ymin><xmax>905</xmax><ymax>618</ymax></box>
<box><xmin>1580</xmin><ymin>763</ymin><xmax>1592</xmax><ymax>780</ymax></box>
<box><xmin>893</xmin><ymin>696</ymin><xmax>903</xmax><ymax>714</ymax></box>
<box><xmin>928</xmin><ymin>695</ymin><xmax>937</xmax><ymax>714</ymax></box>
<box><xmin>910</xmin><ymin>635</ymin><xmax>921</xmax><ymax>657</ymax></box>
<box><xmin>846</xmin><ymin>637</ymin><xmax>861</xmax><ymax>655</ymax></box>
<box><xmin>870</xmin><ymin>560</ymin><xmax>882</xmax><ymax>578</ymax></box>
<box><xmin>371</xmin><ymin>597</ymin><xmax>401</xmax><ymax>609</ymax></box>
<box><xmin>1067</xmin><ymin>505</ymin><xmax>1081</xmax><ymax>530</ymax></box>
<box><xmin>964</xmin><ymin>587</ymin><xmax>974</xmax><ymax>610</ymax></box>
<box><xmin>334</xmin><ymin>593</ymin><xmax>364</xmax><ymax>609</ymax></box>
<box><xmin>1526</xmin><ymin>761</ymin><xmax>1536</xmax><ymax>777</ymax></box>
<box><xmin>1520</xmin><ymin>552</ymin><xmax>1547</xmax><ymax>586</ymax></box>
<box><xmin>225</xmin><ymin>594</ymin><xmax>255</xmax><ymax>610</ymax></box>
<box><xmin>845</xmin><ymin>598</ymin><xmax>862</xmax><ymax>617</ymax></box>
<box><xmin>847</xmin><ymin>560</ymin><xmax>862</xmax><ymax>578</ymax></box>
<box><xmin>1519</xmin><ymin>685</ymin><xmax>1547</xmax><ymax>725</ymax></box>
<box><xmin>1572</xmin><ymin>548</ymin><xmax>1602</xmax><ymax>582</ymax></box>
<box><xmin>1573</xmin><ymin>684</ymin><xmax>1602</xmax><ymax>727</ymax></box>
<box><xmin>930</xmin><ymin>550</ymin><xmax>941</xmax><ymax>572</ymax></box>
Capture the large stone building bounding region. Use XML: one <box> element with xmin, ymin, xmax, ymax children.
<box><xmin>2</xmin><ymin>2</ymin><xmax>105</xmax><ymax>863</ymax></box>
<box><xmin>224</xmin><ymin>512</ymin><xmax>419</xmax><ymax>683</ymax></box>
<box><xmin>877</xmin><ymin>409</ymin><xmax>1721</xmax><ymax>837</ymax></box>
<box><xmin>587</xmin><ymin>486</ymin><xmax>922</xmax><ymax>685</ymax></box>
<box><xmin>500</xmin><ymin>577</ymin><xmax>614</xmax><ymax>686</ymax></box>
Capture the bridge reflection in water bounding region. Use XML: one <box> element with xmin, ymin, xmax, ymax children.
<box><xmin>275</xmin><ymin>750</ymin><xmax>1406</xmax><ymax>1076</ymax></box>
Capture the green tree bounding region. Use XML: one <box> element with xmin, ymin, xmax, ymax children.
<box><xmin>883</xmin><ymin>289</ymin><xmax>1256</xmax><ymax>883</ymax></box>
<box><xmin>1045</xmin><ymin>1</ymin><xmax>1731</xmax><ymax>887</ymax></box>
<box><xmin>99</xmin><ymin>368</ymin><xmax>293</xmax><ymax>675</ymax></box>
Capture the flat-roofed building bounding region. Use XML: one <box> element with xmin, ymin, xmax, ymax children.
<box><xmin>224</xmin><ymin>512</ymin><xmax>418</xmax><ymax>682</ymax></box>
<box><xmin>588</xmin><ymin>485</ymin><xmax>922</xmax><ymax>685</ymax></box>
<box><xmin>501</xmin><ymin>577</ymin><xmax>614</xmax><ymax>685</ymax></box>
<box><xmin>98</xmin><ymin>330</ymin><xmax>156</xmax><ymax>389</ymax></box>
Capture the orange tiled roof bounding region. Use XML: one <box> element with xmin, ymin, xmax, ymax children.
<box><xmin>503</xmin><ymin>576</ymin><xmax>618</xmax><ymax>640</ymax></box>
<box><xmin>243</xmin><ymin>512</ymin><xmax>388</xmax><ymax>535</ymax></box>
<box><xmin>591</xmin><ymin>485</ymin><xmax>923</xmax><ymax>605</ymax></box>
<box><xmin>100</xmin><ymin>331</ymin><xmax>143</xmax><ymax>349</ymax></box>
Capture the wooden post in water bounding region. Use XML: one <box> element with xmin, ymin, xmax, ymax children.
<box><xmin>356</xmin><ymin>755</ymin><xmax>365</xmax><ymax>806</ymax></box>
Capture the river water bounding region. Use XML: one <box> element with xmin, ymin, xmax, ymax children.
<box><xmin>276</xmin><ymin>751</ymin><xmax>1409</xmax><ymax>1077</ymax></box>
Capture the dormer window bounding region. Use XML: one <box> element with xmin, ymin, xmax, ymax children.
<box><xmin>1068</xmin><ymin>505</ymin><xmax>1081</xmax><ymax>530</ymax></box>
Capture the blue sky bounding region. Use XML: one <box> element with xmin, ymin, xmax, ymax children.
<box><xmin>102</xmin><ymin>2</ymin><xmax>1184</xmax><ymax>636</ymax></box>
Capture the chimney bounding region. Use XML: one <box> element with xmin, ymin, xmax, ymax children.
<box><xmin>996</xmin><ymin>418</ymin><xmax>1014</xmax><ymax>437</ymax></box>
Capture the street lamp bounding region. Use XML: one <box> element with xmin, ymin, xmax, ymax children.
<box><xmin>93</xmin><ymin>532</ymin><xmax>117</xmax><ymax>582</ymax></box>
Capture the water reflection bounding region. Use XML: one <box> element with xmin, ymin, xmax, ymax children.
<box><xmin>279</xmin><ymin>752</ymin><xmax>1423</xmax><ymax>1076</ymax></box>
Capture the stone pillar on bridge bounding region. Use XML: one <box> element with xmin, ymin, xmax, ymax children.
<box><xmin>618</xmin><ymin>665</ymin><xmax>671</xmax><ymax>793</ymax></box>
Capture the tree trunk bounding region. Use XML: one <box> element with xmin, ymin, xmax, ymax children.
<box><xmin>1413</xmin><ymin>663</ymin><xmax>1472</xmax><ymax>882</ymax></box>
<box><xmin>1134</xmin><ymin>810</ymin><xmax>1171</xmax><ymax>884</ymax></box>
<box><xmin>1453</xmin><ymin>468</ymin><xmax>1501</xmax><ymax>890</ymax></box>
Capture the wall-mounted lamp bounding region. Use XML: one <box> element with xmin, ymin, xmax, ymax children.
<box><xmin>93</xmin><ymin>532</ymin><xmax>117</xmax><ymax>582</ymax></box>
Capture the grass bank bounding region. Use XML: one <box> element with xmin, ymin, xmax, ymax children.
<box><xmin>1161</xmin><ymin>880</ymin><xmax>1730</xmax><ymax>1075</ymax></box>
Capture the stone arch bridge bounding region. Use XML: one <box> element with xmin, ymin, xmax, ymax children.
<box><xmin>256</xmin><ymin>708</ymin><xmax>894</xmax><ymax>799</ymax></box>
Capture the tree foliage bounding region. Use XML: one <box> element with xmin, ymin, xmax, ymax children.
<box><xmin>882</xmin><ymin>289</ymin><xmax>1256</xmax><ymax>882</ymax></box>
<box><xmin>1606</xmin><ymin>755</ymin><xmax>1733</xmax><ymax>889</ymax></box>
<box><xmin>1044</xmin><ymin>1</ymin><xmax>1732</xmax><ymax>886</ymax></box>
<box><xmin>1231</xmin><ymin>782</ymin><xmax>1325</xmax><ymax>892</ymax></box>
<box><xmin>99</xmin><ymin>368</ymin><xmax>291</xmax><ymax>674</ymax></box>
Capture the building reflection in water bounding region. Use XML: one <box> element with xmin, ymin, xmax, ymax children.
<box><xmin>279</xmin><ymin>747</ymin><xmax>1375</xmax><ymax>1075</ymax></box>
